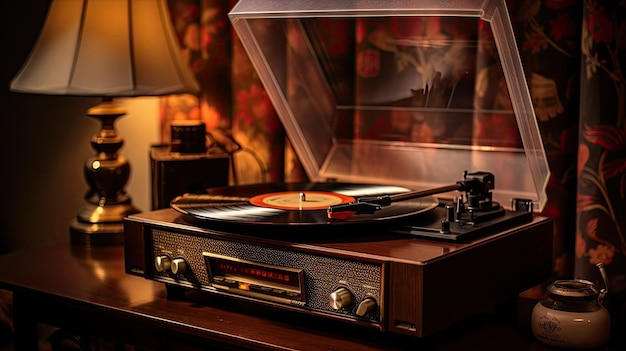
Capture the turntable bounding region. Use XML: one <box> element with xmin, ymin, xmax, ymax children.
<box><xmin>124</xmin><ymin>0</ymin><xmax>554</xmax><ymax>339</ymax></box>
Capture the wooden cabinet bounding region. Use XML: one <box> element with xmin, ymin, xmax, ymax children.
<box><xmin>0</xmin><ymin>243</ymin><xmax>623</xmax><ymax>350</ymax></box>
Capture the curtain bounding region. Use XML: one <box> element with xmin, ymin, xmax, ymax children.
<box><xmin>162</xmin><ymin>0</ymin><xmax>300</xmax><ymax>185</ymax></box>
<box><xmin>162</xmin><ymin>0</ymin><xmax>626</xmax><ymax>309</ymax></box>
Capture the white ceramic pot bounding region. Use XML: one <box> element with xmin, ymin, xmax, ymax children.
<box><xmin>531</xmin><ymin>263</ymin><xmax>611</xmax><ymax>349</ymax></box>
<box><xmin>531</xmin><ymin>298</ymin><xmax>610</xmax><ymax>349</ymax></box>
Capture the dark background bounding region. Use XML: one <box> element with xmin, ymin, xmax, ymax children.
<box><xmin>0</xmin><ymin>1</ymin><xmax>155</xmax><ymax>253</ymax></box>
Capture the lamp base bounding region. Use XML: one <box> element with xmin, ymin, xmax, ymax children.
<box><xmin>70</xmin><ymin>200</ymin><xmax>139</xmax><ymax>246</ymax></box>
<box><xmin>70</xmin><ymin>220</ymin><xmax>124</xmax><ymax>246</ymax></box>
<box><xmin>70</xmin><ymin>98</ymin><xmax>141</xmax><ymax>247</ymax></box>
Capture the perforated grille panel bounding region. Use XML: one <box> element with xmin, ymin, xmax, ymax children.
<box><xmin>151</xmin><ymin>229</ymin><xmax>382</xmax><ymax>322</ymax></box>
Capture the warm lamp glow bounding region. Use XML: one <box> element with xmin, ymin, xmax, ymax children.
<box><xmin>10</xmin><ymin>0</ymin><xmax>199</xmax><ymax>246</ymax></box>
<box><xmin>10</xmin><ymin>0</ymin><xmax>199</xmax><ymax>96</ymax></box>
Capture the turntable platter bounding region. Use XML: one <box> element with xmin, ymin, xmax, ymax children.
<box><xmin>170</xmin><ymin>182</ymin><xmax>438</xmax><ymax>226</ymax></box>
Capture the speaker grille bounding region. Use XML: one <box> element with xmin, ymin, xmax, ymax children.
<box><xmin>151</xmin><ymin>229</ymin><xmax>382</xmax><ymax>322</ymax></box>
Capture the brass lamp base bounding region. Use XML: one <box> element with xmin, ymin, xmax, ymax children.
<box><xmin>70</xmin><ymin>200</ymin><xmax>139</xmax><ymax>246</ymax></box>
<box><xmin>70</xmin><ymin>220</ymin><xmax>124</xmax><ymax>246</ymax></box>
<box><xmin>70</xmin><ymin>98</ymin><xmax>141</xmax><ymax>247</ymax></box>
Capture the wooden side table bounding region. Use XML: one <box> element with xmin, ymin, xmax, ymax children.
<box><xmin>0</xmin><ymin>242</ymin><xmax>623</xmax><ymax>350</ymax></box>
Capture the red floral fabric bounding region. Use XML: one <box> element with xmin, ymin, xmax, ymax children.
<box><xmin>162</xmin><ymin>0</ymin><xmax>626</xmax><ymax>308</ymax></box>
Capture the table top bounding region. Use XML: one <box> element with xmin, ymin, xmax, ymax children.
<box><xmin>0</xmin><ymin>242</ymin><xmax>622</xmax><ymax>350</ymax></box>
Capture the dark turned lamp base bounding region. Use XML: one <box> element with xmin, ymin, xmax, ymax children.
<box><xmin>70</xmin><ymin>98</ymin><xmax>140</xmax><ymax>247</ymax></box>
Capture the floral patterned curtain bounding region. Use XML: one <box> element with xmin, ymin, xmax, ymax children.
<box><xmin>574</xmin><ymin>1</ymin><xmax>626</xmax><ymax>304</ymax></box>
<box><xmin>163</xmin><ymin>0</ymin><xmax>626</xmax><ymax>310</ymax></box>
<box><xmin>162</xmin><ymin>0</ymin><xmax>297</xmax><ymax>184</ymax></box>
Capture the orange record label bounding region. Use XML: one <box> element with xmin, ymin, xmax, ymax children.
<box><xmin>249</xmin><ymin>191</ymin><xmax>355</xmax><ymax>211</ymax></box>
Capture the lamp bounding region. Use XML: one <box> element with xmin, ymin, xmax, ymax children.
<box><xmin>10</xmin><ymin>0</ymin><xmax>200</xmax><ymax>246</ymax></box>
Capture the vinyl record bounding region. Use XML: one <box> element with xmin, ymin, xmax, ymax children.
<box><xmin>170</xmin><ymin>182</ymin><xmax>438</xmax><ymax>226</ymax></box>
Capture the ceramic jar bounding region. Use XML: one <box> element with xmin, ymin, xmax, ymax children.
<box><xmin>531</xmin><ymin>263</ymin><xmax>610</xmax><ymax>349</ymax></box>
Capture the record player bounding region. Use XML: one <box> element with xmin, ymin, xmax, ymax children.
<box><xmin>124</xmin><ymin>0</ymin><xmax>554</xmax><ymax>338</ymax></box>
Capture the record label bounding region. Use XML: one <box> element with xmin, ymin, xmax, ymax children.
<box><xmin>249</xmin><ymin>191</ymin><xmax>356</xmax><ymax>211</ymax></box>
<box><xmin>171</xmin><ymin>182</ymin><xmax>438</xmax><ymax>227</ymax></box>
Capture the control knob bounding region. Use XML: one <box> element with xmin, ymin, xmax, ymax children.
<box><xmin>355</xmin><ymin>297</ymin><xmax>378</xmax><ymax>317</ymax></box>
<box><xmin>154</xmin><ymin>255</ymin><xmax>171</xmax><ymax>273</ymax></box>
<box><xmin>171</xmin><ymin>257</ymin><xmax>188</xmax><ymax>275</ymax></box>
<box><xmin>329</xmin><ymin>287</ymin><xmax>353</xmax><ymax>310</ymax></box>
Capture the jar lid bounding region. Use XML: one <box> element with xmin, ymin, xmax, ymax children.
<box><xmin>548</xmin><ymin>279</ymin><xmax>600</xmax><ymax>300</ymax></box>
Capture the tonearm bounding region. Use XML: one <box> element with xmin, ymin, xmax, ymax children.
<box><xmin>327</xmin><ymin>171</ymin><xmax>496</xmax><ymax>219</ymax></box>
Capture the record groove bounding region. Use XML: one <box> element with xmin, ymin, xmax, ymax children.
<box><xmin>171</xmin><ymin>182</ymin><xmax>438</xmax><ymax>226</ymax></box>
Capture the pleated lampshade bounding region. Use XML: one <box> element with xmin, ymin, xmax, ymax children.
<box><xmin>10</xmin><ymin>0</ymin><xmax>199</xmax><ymax>97</ymax></box>
<box><xmin>9</xmin><ymin>0</ymin><xmax>201</xmax><ymax>246</ymax></box>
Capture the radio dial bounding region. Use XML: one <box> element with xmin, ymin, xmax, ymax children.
<box><xmin>171</xmin><ymin>258</ymin><xmax>188</xmax><ymax>275</ymax></box>
<box><xmin>356</xmin><ymin>297</ymin><xmax>378</xmax><ymax>317</ymax></box>
<box><xmin>154</xmin><ymin>255</ymin><xmax>171</xmax><ymax>273</ymax></box>
<box><xmin>329</xmin><ymin>287</ymin><xmax>353</xmax><ymax>310</ymax></box>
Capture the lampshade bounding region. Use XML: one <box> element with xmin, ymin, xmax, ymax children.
<box><xmin>10</xmin><ymin>0</ymin><xmax>201</xmax><ymax>246</ymax></box>
<box><xmin>10</xmin><ymin>0</ymin><xmax>199</xmax><ymax>96</ymax></box>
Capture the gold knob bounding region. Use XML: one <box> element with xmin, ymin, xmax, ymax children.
<box><xmin>154</xmin><ymin>255</ymin><xmax>171</xmax><ymax>273</ymax></box>
<box><xmin>329</xmin><ymin>287</ymin><xmax>353</xmax><ymax>310</ymax></box>
<box><xmin>356</xmin><ymin>297</ymin><xmax>378</xmax><ymax>317</ymax></box>
<box><xmin>171</xmin><ymin>258</ymin><xmax>188</xmax><ymax>275</ymax></box>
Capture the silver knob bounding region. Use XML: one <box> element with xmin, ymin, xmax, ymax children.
<box><xmin>171</xmin><ymin>258</ymin><xmax>188</xmax><ymax>275</ymax></box>
<box><xmin>356</xmin><ymin>297</ymin><xmax>378</xmax><ymax>317</ymax></box>
<box><xmin>329</xmin><ymin>287</ymin><xmax>353</xmax><ymax>310</ymax></box>
<box><xmin>154</xmin><ymin>255</ymin><xmax>171</xmax><ymax>273</ymax></box>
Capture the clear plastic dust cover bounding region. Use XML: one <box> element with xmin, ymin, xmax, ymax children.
<box><xmin>229</xmin><ymin>0</ymin><xmax>550</xmax><ymax>212</ymax></box>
